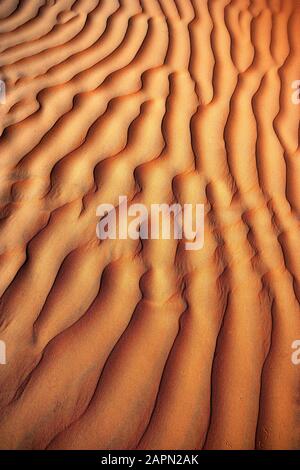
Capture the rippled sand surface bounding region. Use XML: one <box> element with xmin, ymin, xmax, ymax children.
<box><xmin>0</xmin><ymin>0</ymin><xmax>299</xmax><ymax>450</ymax></box>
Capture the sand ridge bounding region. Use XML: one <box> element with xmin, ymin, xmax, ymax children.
<box><xmin>0</xmin><ymin>0</ymin><xmax>299</xmax><ymax>450</ymax></box>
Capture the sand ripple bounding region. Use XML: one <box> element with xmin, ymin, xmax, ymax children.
<box><xmin>0</xmin><ymin>0</ymin><xmax>299</xmax><ymax>450</ymax></box>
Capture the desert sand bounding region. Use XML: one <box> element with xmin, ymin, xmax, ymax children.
<box><xmin>0</xmin><ymin>0</ymin><xmax>299</xmax><ymax>450</ymax></box>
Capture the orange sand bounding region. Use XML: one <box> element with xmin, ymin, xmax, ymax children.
<box><xmin>0</xmin><ymin>0</ymin><xmax>299</xmax><ymax>450</ymax></box>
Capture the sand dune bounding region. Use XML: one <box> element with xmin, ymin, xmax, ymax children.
<box><xmin>0</xmin><ymin>0</ymin><xmax>299</xmax><ymax>450</ymax></box>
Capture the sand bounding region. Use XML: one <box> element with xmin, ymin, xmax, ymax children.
<box><xmin>0</xmin><ymin>0</ymin><xmax>299</xmax><ymax>450</ymax></box>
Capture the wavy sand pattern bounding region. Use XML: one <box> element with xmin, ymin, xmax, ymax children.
<box><xmin>0</xmin><ymin>0</ymin><xmax>299</xmax><ymax>450</ymax></box>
